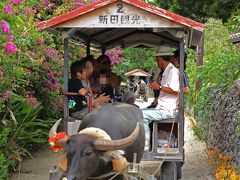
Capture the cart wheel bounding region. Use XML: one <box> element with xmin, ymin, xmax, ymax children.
<box><xmin>176</xmin><ymin>162</ymin><xmax>182</xmax><ymax>179</ymax></box>
<box><xmin>160</xmin><ymin>161</ymin><xmax>181</xmax><ymax>180</ymax></box>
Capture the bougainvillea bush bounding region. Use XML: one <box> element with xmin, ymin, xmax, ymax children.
<box><xmin>0</xmin><ymin>0</ymin><xmax>65</xmax><ymax>119</ymax></box>
<box><xmin>0</xmin><ymin>0</ymin><xmax>65</xmax><ymax>177</ymax></box>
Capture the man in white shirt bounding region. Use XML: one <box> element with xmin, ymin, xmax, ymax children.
<box><xmin>142</xmin><ymin>53</ymin><xmax>180</xmax><ymax>150</ymax></box>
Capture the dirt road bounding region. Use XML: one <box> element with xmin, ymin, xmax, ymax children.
<box><xmin>181</xmin><ymin>119</ymin><xmax>214</xmax><ymax>180</ymax></box>
<box><xmin>12</xmin><ymin>99</ymin><xmax>215</xmax><ymax>180</ymax></box>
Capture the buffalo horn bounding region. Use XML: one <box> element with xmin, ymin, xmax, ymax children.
<box><xmin>49</xmin><ymin>118</ymin><xmax>62</xmax><ymax>137</ymax></box>
<box><xmin>94</xmin><ymin>123</ymin><xmax>140</xmax><ymax>151</ymax></box>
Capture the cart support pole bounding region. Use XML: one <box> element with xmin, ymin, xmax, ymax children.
<box><xmin>196</xmin><ymin>33</ymin><xmax>204</xmax><ymax>91</ymax></box>
<box><xmin>63</xmin><ymin>38</ymin><xmax>69</xmax><ymax>133</ymax></box>
<box><xmin>179</xmin><ymin>38</ymin><xmax>185</xmax><ymax>160</ymax></box>
<box><xmin>86</xmin><ymin>39</ymin><xmax>90</xmax><ymax>57</ymax></box>
<box><xmin>101</xmin><ymin>47</ymin><xmax>106</xmax><ymax>55</ymax></box>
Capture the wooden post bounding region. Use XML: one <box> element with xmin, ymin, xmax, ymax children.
<box><xmin>196</xmin><ymin>33</ymin><xmax>204</xmax><ymax>91</ymax></box>
<box><xmin>86</xmin><ymin>39</ymin><xmax>90</xmax><ymax>57</ymax></box>
<box><xmin>63</xmin><ymin>38</ymin><xmax>69</xmax><ymax>133</ymax></box>
<box><xmin>178</xmin><ymin>38</ymin><xmax>185</xmax><ymax>159</ymax></box>
<box><xmin>101</xmin><ymin>47</ymin><xmax>106</xmax><ymax>55</ymax></box>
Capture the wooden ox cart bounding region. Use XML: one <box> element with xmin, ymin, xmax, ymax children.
<box><xmin>37</xmin><ymin>0</ymin><xmax>204</xmax><ymax>179</ymax></box>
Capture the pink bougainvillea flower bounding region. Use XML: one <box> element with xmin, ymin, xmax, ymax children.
<box><xmin>49</xmin><ymin>71</ymin><xmax>54</xmax><ymax>79</ymax></box>
<box><xmin>75</xmin><ymin>2</ymin><xmax>84</xmax><ymax>8</ymax></box>
<box><xmin>45</xmin><ymin>46</ymin><xmax>49</xmax><ymax>51</ymax></box>
<box><xmin>57</xmin><ymin>71</ymin><xmax>62</xmax><ymax>77</ymax></box>
<box><xmin>0</xmin><ymin>70</ymin><xmax>4</xmax><ymax>78</ymax></box>
<box><xmin>37</xmin><ymin>3</ymin><xmax>43</xmax><ymax>9</ymax></box>
<box><xmin>6</xmin><ymin>41</ymin><xmax>17</xmax><ymax>54</ymax></box>
<box><xmin>31</xmin><ymin>8</ymin><xmax>37</xmax><ymax>14</ymax></box>
<box><xmin>4</xmin><ymin>4</ymin><xmax>12</xmax><ymax>14</ymax></box>
<box><xmin>36</xmin><ymin>39</ymin><xmax>43</xmax><ymax>44</ymax></box>
<box><xmin>112</xmin><ymin>60</ymin><xmax>120</xmax><ymax>64</ymax></box>
<box><xmin>12</xmin><ymin>0</ymin><xmax>24</xmax><ymax>5</ymax></box>
<box><xmin>8</xmin><ymin>35</ymin><xmax>14</xmax><ymax>42</ymax></box>
<box><xmin>57</xmin><ymin>98</ymin><xmax>63</xmax><ymax>104</ymax></box>
<box><xmin>3</xmin><ymin>91</ymin><xmax>9</xmax><ymax>100</ymax></box>
<box><xmin>12</xmin><ymin>0</ymin><xmax>18</xmax><ymax>5</ymax></box>
<box><xmin>26</xmin><ymin>97</ymin><xmax>38</xmax><ymax>106</ymax></box>
<box><xmin>50</xmin><ymin>83</ymin><xmax>57</xmax><ymax>90</ymax></box>
<box><xmin>49</xmin><ymin>50</ymin><xmax>55</xmax><ymax>56</ymax></box>
<box><xmin>51</xmin><ymin>103</ymin><xmax>57</xmax><ymax>110</ymax></box>
<box><xmin>5</xmin><ymin>35</ymin><xmax>17</xmax><ymax>55</ymax></box>
<box><xmin>1</xmin><ymin>20</ymin><xmax>10</xmax><ymax>34</ymax></box>
<box><xmin>110</xmin><ymin>55</ymin><xmax>115</xmax><ymax>60</ymax></box>
<box><xmin>43</xmin><ymin>0</ymin><xmax>50</xmax><ymax>6</ymax></box>
<box><xmin>105</xmin><ymin>51</ymin><xmax>112</xmax><ymax>56</ymax></box>
<box><xmin>114</xmin><ymin>49</ymin><xmax>123</xmax><ymax>55</ymax></box>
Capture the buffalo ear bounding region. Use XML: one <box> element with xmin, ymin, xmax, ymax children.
<box><xmin>58</xmin><ymin>153</ymin><xmax>68</xmax><ymax>172</ymax></box>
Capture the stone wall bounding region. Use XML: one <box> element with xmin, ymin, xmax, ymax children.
<box><xmin>208</xmin><ymin>80</ymin><xmax>240</xmax><ymax>166</ymax></box>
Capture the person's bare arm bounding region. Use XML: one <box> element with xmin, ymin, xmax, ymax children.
<box><xmin>150</xmin><ymin>81</ymin><xmax>160</xmax><ymax>90</ymax></box>
<box><xmin>79</xmin><ymin>87</ymin><xmax>89</xmax><ymax>96</ymax></box>
<box><xmin>161</xmin><ymin>87</ymin><xmax>179</xmax><ymax>95</ymax></box>
<box><xmin>93</xmin><ymin>93</ymin><xmax>110</xmax><ymax>108</ymax></box>
<box><xmin>183</xmin><ymin>87</ymin><xmax>190</xmax><ymax>94</ymax></box>
<box><xmin>151</xmin><ymin>81</ymin><xmax>179</xmax><ymax>95</ymax></box>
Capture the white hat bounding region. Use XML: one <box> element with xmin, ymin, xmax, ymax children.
<box><xmin>155</xmin><ymin>46</ymin><xmax>174</xmax><ymax>56</ymax></box>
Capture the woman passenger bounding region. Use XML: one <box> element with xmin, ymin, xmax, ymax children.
<box><xmin>80</xmin><ymin>56</ymin><xmax>110</xmax><ymax>107</ymax></box>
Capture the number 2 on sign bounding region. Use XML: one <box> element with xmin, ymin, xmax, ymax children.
<box><xmin>117</xmin><ymin>4</ymin><xmax>123</xmax><ymax>13</ymax></box>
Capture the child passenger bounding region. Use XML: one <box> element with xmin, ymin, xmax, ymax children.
<box><xmin>69</xmin><ymin>59</ymin><xmax>111</xmax><ymax>119</ymax></box>
<box><xmin>68</xmin><ymin>60</ymin><xmax>91</xmax><ymax>119</ymax></box>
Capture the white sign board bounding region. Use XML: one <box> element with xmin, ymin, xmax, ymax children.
<box><xmin>57</xmin><ymin>2</ymin><xmax>184</xmax><ymax>28</ymax></box>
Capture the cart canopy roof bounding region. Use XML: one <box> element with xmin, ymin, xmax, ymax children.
<box><xmin>229</xmin><ymin>32</ymin><xmax>240</xmax><ymax>44</ymax></box>
<box><xmin>37</xmin><ymin>0</ymin><xmax>204</xmax><ymax>51</ymax></box>
<box><xmin>125</xmin><ymin>69</ymin><xmax>151</xmax><ymax>77</ymax></box>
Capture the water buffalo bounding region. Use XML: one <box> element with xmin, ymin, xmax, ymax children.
<box><xmin>50</xmin><ymin>103</ymin><xmax>145</xmax><ymax>180</ymax></box>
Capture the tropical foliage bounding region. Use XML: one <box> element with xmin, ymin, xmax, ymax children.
<box><xmin>0</xmin><ymin>1</ymin><xmax>64</xmax><ymax>178</ymax></box>
<box><xmin>187</xmin><ymin>19</ymin><xmax>240</xmax><ymax>131</ymax></box>
<box><xmin>186</xmin><ymin>19</ymin><xmax>240</xmax><ymax>178</ymax></box>
<box><xmin>0</xmin><ymin>92</ymin><xmax>53</xmax><ymax>179</ymax></box>
<box><xmin>144</xmin><ymin>0</ymin><xmax>240</xmax><ymax>23</ymax></box>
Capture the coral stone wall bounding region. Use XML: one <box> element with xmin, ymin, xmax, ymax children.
<box><xmin>208</xmin><ymin>80</ymin><xmax>240</xmax><ymax>166</ymax></box>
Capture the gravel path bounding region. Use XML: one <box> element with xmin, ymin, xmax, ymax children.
<box><xmin>12</xmin><ymin>99</ymin><xmax>215</xmax><ymax>180</ymax></box>
<box><xmin>180</xmin><ymin>119</ymin><xmax>214</xmax><ymax>180</ymax></box>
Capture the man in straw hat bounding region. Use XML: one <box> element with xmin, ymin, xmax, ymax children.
<box><xmin>142</xmin><ymin>48</ymin><xmax>180</xmax><ymax>151</ymax></box>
